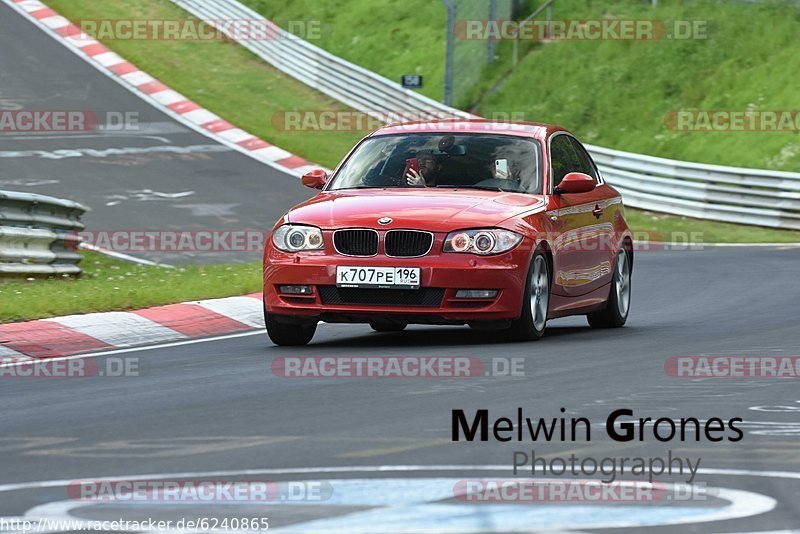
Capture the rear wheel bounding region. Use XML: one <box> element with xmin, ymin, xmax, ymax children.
<box><xmin>587</xmin><ymin>249</ymin><xmax>632</xmax><ymax>328</ymax></box>
<box><xmin>505</xmin><ymin>251</ymin><xmax>549</xmax><ymax>341</ymax></box>
<box><xmin>370</xmin><ymin>322</ymin><xmax>407</xmax><ymax>332</ymax></box>
<box><xmin>264</xmin><ymin>307</ymin><xmax>317</xmax><ymax>346</ymax></box>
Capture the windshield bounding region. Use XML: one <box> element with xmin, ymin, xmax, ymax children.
<box><xmin>328</xmin><ymin>133</ymin><xmax>543</xmax><ymax>194</ymax></box>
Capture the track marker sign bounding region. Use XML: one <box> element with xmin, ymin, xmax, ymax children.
<box><xmin>401</xmin><ymin>75</ymin><xmax>423</xmax><ymax>89</ymax></box>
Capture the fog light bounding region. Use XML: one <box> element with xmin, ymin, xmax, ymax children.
<box><xmin>279</xmin><ymin>285</ymin><xmax>313</xmax><ymax>295</ymax></box>
<box><xmin>455</xmin><ymin>289</ymin><xmax>498</xmax><ymax>299</ymax></box>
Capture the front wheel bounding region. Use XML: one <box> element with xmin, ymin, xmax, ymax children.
<box><xmin>264</xmin><ymin>308</ymin><xmax>317</xmax><ymax>346</ymax></box>
<box><xmin>587</xmin><ymin>249</ymin><xmax>632</xmax><ymax>328</ymax></box>
<box><xmin>505</xmin><ymin>251</ymin><xmax>550</xmax><ymax>341</ymax></box>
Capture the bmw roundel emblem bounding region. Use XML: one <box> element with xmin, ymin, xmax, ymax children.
<box><xmin>378</xmin><ymin>217</ymin><xmax>393</xmax><ymax>225</ymax></box>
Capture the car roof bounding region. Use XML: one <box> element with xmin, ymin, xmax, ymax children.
<box><xmin>369</xmin><ymin>119</ymin><xmax>569</xmax><ymax>141</ymax></box>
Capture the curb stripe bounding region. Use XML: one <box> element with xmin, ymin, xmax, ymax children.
<box><xmin>138</xmin><ymin>80</ymin><xmax>169</xmax><ymax>95</ymax></box>
<box><xmin>168</xmin><ymin>100</ymin><xmax>201</xmax><ymax>114</ymax></box>
<box><xmin>0</xmin><ymin>321</ymin><xmax>112</xmax><ymax>359</ymax></box>
<box><xmin>203</xmin><ymin>119</ymin><xmax>236</xmax><ymax>133</ymax></box>
<box><xmin>46</xmin><ymin>313</ymin><xmax>187</xmax><ymax>348</ymax></box>
<box><xmin>218</xmin><ymin>128</ymin><xmax>252</xmax><ymax>143</ymax></box>
<box><xmin>29</xmin><ymin>7</ymin><xmax>54</xmax><ymax>18</ymax></box>
<box><xmin>108</xmin><ymin>61</ymin><xmax>137</xmax><ymax>76</ymax></box>
<box><xmin>194</xmin><ymin>296</ymin><xmax>264</xmax><ymax>328</ymax></box>
<box><xmin>80</xmin><ymin>42</ymin><xmax>109</xmax><ymax>57</ymax></box>
<box><xmin>0</xmin><ymin>293</ymin><xmax>264</xmax><ymax>359</ymax></box>
<box><xmin>276</xmin><ymin>155</ymin><xmax>309</xmax><ymax>169</ymax></box>
<box><xmin>237</xmin><ymin>137</ymin><xmax>271</xmax><ymax>150</ymax></box>
<box><xmin>133</xmin><ymin>303</ymin><xmax>253</xmax><ymax>338</ymax></box>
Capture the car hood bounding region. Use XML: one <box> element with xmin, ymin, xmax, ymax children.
<box><xmin>285</xmin><ymin>189</ymin><xmax>546</xmax><ymax>230</ymax></box>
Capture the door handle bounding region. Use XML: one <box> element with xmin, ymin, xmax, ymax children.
<box><xmin>592</xmin><ymin>205</ymin><xmax>604</xmax><ymax>218</ymax></box>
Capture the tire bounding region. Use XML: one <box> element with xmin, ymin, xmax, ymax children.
<box><xmin>505</xmin><ymin>251</ymin><xmax>550</xmax><ymax>341</ymax></box>
<box><xmin>587</xmin><ymin>249</ymin><xmax>632</xmax><ymax>328</ymax></box>
<box><xmin>264</xmin><ymin>307</ymin><xmax>317</xmax><ymax>346</ymax></box>
<box><xmin>370</xmin><ymin>322</ymin><xmax>407</xmax><ymax>332</ymax></box>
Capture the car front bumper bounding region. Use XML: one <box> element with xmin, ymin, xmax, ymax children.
<box><xmin>263</xmin><ymin>241</ymin><xmax>532</xmax><ymax>324</ymax></box>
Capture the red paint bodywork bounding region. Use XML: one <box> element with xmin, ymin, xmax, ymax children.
<box><xmin>263</xmin><ymin>121</ymin><xmax>632</xmax><ymax>325</ymax></box>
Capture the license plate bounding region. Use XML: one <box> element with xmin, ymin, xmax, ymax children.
<box><xmin>336</xmin><ymin>266</ymin><xmax>420</xmax><ymax>289</ymax></box>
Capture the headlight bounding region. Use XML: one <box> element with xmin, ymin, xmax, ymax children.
<box><xmin>272</xmin><ymin>224</ymin><xmax>324</xmax><ymax>252</ymax></box>
<box><xmin>443</xmin><ymin>229</ymin><xmax>522</xmax><ymax>255</ymax></box>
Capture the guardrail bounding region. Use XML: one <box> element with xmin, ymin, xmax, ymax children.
<box><xmin>0</xmin><ymin>190</ymin><xmax>88</xmax><ymax>275</ymax></box>
<box><xmin>589</xmin><ymin>146</ymin><xmax>800</xmax><ymax>230</ymax></box>
<box><xmin>171</xmin><ymin>0</ymin><xmax>800</xmax><ymax>230</ymax></box>
<box><xmin>172</xmin><ymin>0</ymin><xmax>469</xmax><ymax>121</ymax></box>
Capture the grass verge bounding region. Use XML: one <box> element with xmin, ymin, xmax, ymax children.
<box><xmin>245</xmin><ymin>0</ymin><xmax>800</xmax><ymax>172</ymax></box>
<box><xmin>0</xmin><ymin>252</ymin><xmax>261</xmax><ymax>324</ymax></box>
<box><xmin>625</xmin><ymin>209</ymin><xmax>800</xmax><ymax>243</ymax></box>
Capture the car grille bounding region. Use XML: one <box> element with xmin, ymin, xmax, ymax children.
<box><xmin>333</xmin><ymin>229</ymin><xmax>378</xmax><ymax>256</ymax></box>
<box><xmin>385</xmin><ymin>230</ymin><xmax>433</xmax><ymax>257</ymax></box>
<box><xmin>318</xmin><ymin>286</ymin><xmax>445</xmax><ymax>307</ymax></box>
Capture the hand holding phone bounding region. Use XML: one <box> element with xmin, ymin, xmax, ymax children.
<box><xmin>404</xmin><ymin>158</ymin><xmax>423</xmax><ymax>186</ymax></box>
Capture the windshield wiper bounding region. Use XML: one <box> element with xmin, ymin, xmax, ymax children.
<box><xmin>436</xmin><ymin>184</ymin><xmax>512</xmax><ymax>192</ymax></box>
<box><xmin>342</xmin><ymin>185</ymin><xmax>393</xmax><ymax>189</ymax></box>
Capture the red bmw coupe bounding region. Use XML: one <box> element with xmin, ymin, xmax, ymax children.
<box><xmin>263</xmin><ymin>121</ymin><xmax>633</xmax><ymax>345</ymax></box>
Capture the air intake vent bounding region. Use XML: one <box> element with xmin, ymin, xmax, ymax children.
<box><xmin>333</xmin><ymin>229</ymin><xmax>379</xmax><ymax>256</ymax></box>
<box><xmin>385</xmin><ymin>230</ymin><xmax>433</xmax><ymax>257</ymax></box>
<box><xmin>318</xmin><ymin>286</ymin><xmax>445</xmax><ymax>307</ymax></box>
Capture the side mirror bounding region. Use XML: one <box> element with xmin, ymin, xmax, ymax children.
<box><xmin>554</xmin><ymin>172</ymin><xmax>596</xmax><ymax>194</ymax></box>
<box><xmin>301</xmin><ymin>169</ymin><xmax>328</xmax><ymax>190</ymax></box>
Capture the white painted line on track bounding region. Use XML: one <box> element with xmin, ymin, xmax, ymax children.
<box><xmin>0</xmin><ymin>464</ymin><xmax>798</xmax><ymax>493</ymax></box>
<box><xmin>0</xmin><ymin>466</ymin><xmax>790</xmax><ymax>533</ymax></box>
<box><xmin>79</xmin><ymin>242</ymin><xmax>173</xmax><ymax>267</ymax></box>
<box><xmin>0</xmin><ymin>330</ymin><xmax>263</xmax><ymax>370</ymax></box>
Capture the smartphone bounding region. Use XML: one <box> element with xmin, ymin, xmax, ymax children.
<box><xmin>495</xmin><ymin>158</ymin><xmax>509</xmax><ymax>179</ymax></box>
<box><xmin>404</xmin><ymin>157</ymin><xmax>420</xmax><ymax>179</ymax></box>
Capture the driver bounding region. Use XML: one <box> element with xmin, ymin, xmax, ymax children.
<box><xmin>406</xmin><ymin>151</ymin><xmax>442</xmax><ymax>187</ymax></box>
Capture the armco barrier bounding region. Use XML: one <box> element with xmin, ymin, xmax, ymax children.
<box><xmin>171</xmin><ymin>0</ymin><xmax>800</xmax><ymax>230</ymax></box>
<box><xmin>171</xmin><ymin>0</ymin><xmax>470</xmax><ymax>121</ymax></box>
<box><xmin>0</xmin><ymin>190</ymin><xmax>88</xmax><ymax>275</ymax></box>
<box><xmin>589</xmin><ymin>145</ymin><xmax>800</xmax><ymax>230</ymax></box>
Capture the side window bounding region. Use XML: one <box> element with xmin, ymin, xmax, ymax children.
<box><xmin>550</xmin><ymin>135</ymin><xmax>580</xmax><ymax>188</ymax></box>
<box><xmin>568</xmin><ymin>137</ymin><xmax>599</xmax><ymax>182</ymax></box>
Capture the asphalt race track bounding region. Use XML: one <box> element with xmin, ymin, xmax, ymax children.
<box><xmin>0</xmin><ymin>2</ymin><xmax>310</xmax><ymax>263</ymax></box>
<box><xmin>2</xmin><ymin>246</ymin><xmax>800</xmax><ymax>532</ymax></box>
<box><xmin>3</xmin><ymin>1</ymin><xmax>800</xmax><ymax>532</ymax></box>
